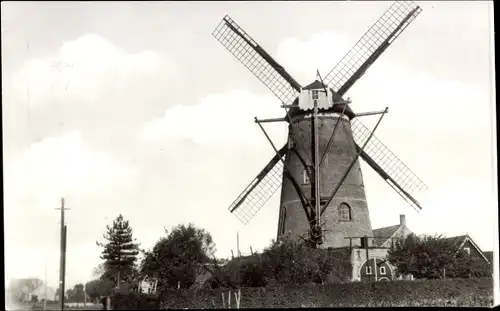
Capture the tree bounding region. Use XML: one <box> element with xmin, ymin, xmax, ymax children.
<box><xmin>140</xmin><ymin>223</ymin><xmax>216</xmax><ymax>289</ymax></box>
<box><xmin>448</xmin><ymin>249</ymin><xmax>492</xmax><ymax>278</ymax></box>
<box><xmin>66</xmin><ymin>283</ymin><xmax>85</xmax><ymax>303</ymax></box>
<box><xmin>85</xmin><ymin>279</ymin><xmax>114</xmax><ymax>302</ymax></box>
<box><xmin>92</xmin><ymin>263</ymin><xmax>106</xmax><ymax>279</ymax></box>
<box><xmin>96</xmin><ymin>214</ymin><xmax>140</xmax><ymax>288</ymax></box>
<box><xmin>388</xmin><ymin>234</ymin><xmax>492</xmax><ymax>279</ymax></box>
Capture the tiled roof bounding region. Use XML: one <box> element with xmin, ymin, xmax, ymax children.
<box><xmin>483</xmin><ymin>251</ymin><xmax>493</xmax><ymax>263</ymax></box>
<box><xmin>443</xmin><ymin>234</ymin><xmax>490</xmax><ymax>263</ymax></box>
<box><xmin>372</xmin><ymin>225</ymin><xmax>401</xmax><ymax>247</ymax></box>
<box><xmin>442</xmin><ymin>235</ymin><xmax>467</xmax><ymax>247</ymax></box>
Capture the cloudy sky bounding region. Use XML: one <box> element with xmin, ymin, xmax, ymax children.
<box><xmin>2</xmin><ymin>1</ymin><xmax>496</xmax><ymax>289</ymax></box>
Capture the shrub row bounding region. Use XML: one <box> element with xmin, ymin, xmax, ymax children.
<box><xmin>204</xmin><ymin>239</ymin><xmax>352</xmax><ymax>289</ymax></box>
<box><xmin>156</xmin><ymin>277</ymin><xmax>493</xmax><ymax>308</ymax></box>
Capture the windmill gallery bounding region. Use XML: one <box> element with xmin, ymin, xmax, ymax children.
<box><xmin>213</xmin><ymin>1</ymin><xmax>429</xmax><ymax>282</ymax></box>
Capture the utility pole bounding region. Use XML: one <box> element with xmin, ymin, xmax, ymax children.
<box><xmin>55</xmin><ymin>197</ymin><xmax>70</xmax><ymax>309</ymax></box>
<box><xmin>44</xmin><ymin>266</ymin><xmax>47</xmax><ymax>311</ymax></box>
<box><xmin>61</xmin><ymin>225</ymin><xmax>67</xmax><ymax>311</ymax></box>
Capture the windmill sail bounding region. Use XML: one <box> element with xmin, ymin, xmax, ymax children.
<box><xmin>317</xmin><ymin>0</ymin><xmax>426</xmax><ymax>211</ymax></box>
<box><xmin>212</xmin><ymin>15</ymin><xmax>301</xmax><ymax>105</ymax></box>
<box><xmin>228</xmin><ymin>144</ymin><xmax>288</xmax><ymax>224</ymax></box>
<box><xmin>213</xmin><ymin>15</ymin><xmax>305</xmax><ymax>225</ymax></box>
<box><xmin>322</xmin><ymin>1</ymin><xmax>422</xmax><ymax>97</ymax></box>
<box><xmin>351</xmin><ymin>118</ymin><xmax>427</xmax><ymax>211</ymax></box>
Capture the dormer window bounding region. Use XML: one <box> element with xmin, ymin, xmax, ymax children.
<box><xmin>312</xmin><ymin>89</ymin><xmax>319</xmax><ymax>100</ymax></box>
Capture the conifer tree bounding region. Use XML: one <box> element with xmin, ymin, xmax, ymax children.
<box><xmin>96</xmin><ymin>214</ymin><xmax>140</xmax><ymax>288</ymax></box>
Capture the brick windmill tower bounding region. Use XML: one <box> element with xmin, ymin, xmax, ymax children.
<box><xmin>213</xmin><ymin>1</ymin><xmax>428</xmax><ymax>248</ymax></box>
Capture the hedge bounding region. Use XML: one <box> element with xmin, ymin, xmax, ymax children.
<box><xmin>110</xmin><ymin>292</ymin><xmax>159</xmax><ymax>310</ymax></box>
<box><xmin>110</xmin><ymin>277</ymin><xmax>492</xmax><ymax>309</ymax></box>
<box><xmin>158</xmin><ymin>277</ymin><xmax>493</xmax><ymax>308</ymax></box>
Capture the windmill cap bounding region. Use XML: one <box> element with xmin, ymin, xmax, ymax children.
<box><xmin>302</xmin><ymin>80</ymin><xmax>328</xmax><ymax>90</ymax></box>
<box><xmin>288</xmin><ymin>80</ymin><xmax>356</xmax><ymax>119</ymax></box>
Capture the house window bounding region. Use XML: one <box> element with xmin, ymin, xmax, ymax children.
<box><xmin>380</xmin><ymin>266</ymin><xmax>386</xmax><ymax>275</ymax></box>
<box><xmin>360</xmin><ymin>236</ymin><xmax>367</xmax><ymax>248</ymax></box>
<box><xmin>312</xmin><ymin>90</ymin><xmax>319</xmax><ymax>100</ymax></box>
<box><xmin>365</xmin><ymin>266</ymin><xmax>372</xmax><ymax>275</ymax></box>
<box><xmin>339</xmin><ymin>203</ymin><xmax>352</xmax><ymax>221</ymax></box>
<box><xmin>464</xmin><ymin>247</ymin><xmax>470</xmax><ymax>255</ymax></box>
<box><xmin>358</xmin><ymin>168</ymin><xmax>364</xmax><ymax>186</ymax></box>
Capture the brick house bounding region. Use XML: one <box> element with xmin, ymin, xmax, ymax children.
<box><xmin>442</xmin><ymin>235</ymin><xmax>490</xmax><ymax>265</ymax></box>
<box><xmin>349</xmin><ymin>214</ymin><xmax>492</xmax><ymax>282</ymax></box>
<box><xmin>349</xmin><ymin>214</ymin><xmax>412</xmax><ymax>282</ymax></box>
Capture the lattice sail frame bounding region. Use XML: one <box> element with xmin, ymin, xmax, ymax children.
<box><xmin>351</xmin><ymin>118</ymin><xmax>428</xmax><ymax>211</ymax></box>
<box><xmin>212</xmin><ymin>15</ymin><xmax>300</xmax><ymax>105</ymax></box>
<box><xmin>228</xmin><ymin>150</ymin><xmax>286</xmax><ymax>224</ymax></box>
<box><xmin>323</xmin><ymin>1</ymin><xmax>422</xmax><ymax>96</ymax></box>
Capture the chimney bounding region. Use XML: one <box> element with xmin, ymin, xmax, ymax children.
<box><xmin>400</xmin><ymin>214</ymin><xmax>406</xmax><ymax>226</ymax></box>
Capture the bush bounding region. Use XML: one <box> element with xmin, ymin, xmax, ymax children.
<box><xmin>205</xmin><ymin>237</ymin><xmax>351</xmax><ymax>289</ymax></box>
<box><xmin>388</xmin><ymin>234</ymin><xmax>492</xmax><ymax>279</ymax></box>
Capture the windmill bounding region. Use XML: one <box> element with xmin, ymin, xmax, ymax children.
<box><xmin>213</xmin><ymin>1</ymin><xmax>428</xmax><ymax>248</ymax></box>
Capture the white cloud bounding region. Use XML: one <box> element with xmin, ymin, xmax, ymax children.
<box><xmin>139</xmin><ymin>89</ymin><xmax>287</xmax><ymax>146</ymax></box>
<box><xmin>8</xmin><ymin>33</ymin><xmax>177</xmax><ymax>108</ymax></box>
<box><xmin>4</xmin><ymin>131</ymin><xmax>138</xmax><ymax>287</ymax></box>
<box><xmin>5</xmin><ymin>131</ymin><xmax>136</xmax><ymax>213</ymax></box>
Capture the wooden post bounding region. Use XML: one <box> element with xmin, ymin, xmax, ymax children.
<box><xmin>234</xmin><ymin>289</ymin><xmax>241</xmax><ymax>309</ymax></box>
<box><xmin>228</xmin><ymin>291</ymin><xmax>231</xmax><ymax>309</ymax></box>
<box><xmin>364</xmin><ymin>236</ymin><xmax>370</xmax><ymax>283</ymax></box>
<box><xmin>237</xmin><ymin>232</ymin><xmax>240</xmax><ymax>257</ymax></box>
<box><xmin>222</xmin><ymin>292</ymin><xmax>225</xmax><ymax>308</ymax></box>
<box><xmin>61</xmin><ymin>225</ymin><xmax>67</xmax><ymax>311</ymax></box>
<box><xmin>44</xmin><ymin>266</ymin><xmax>47</xmax><ymax>311</ymax></box>
<box><xmin>250</xmin><ymin>246</ymin><xmax>253</xmax><ymax>255</ymax></box>
<box><xmin>55</xmin><ymin>197</ymin><xmax>70</xmax><ymax>308</ymax></box>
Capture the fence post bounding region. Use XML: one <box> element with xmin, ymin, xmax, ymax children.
<box><xmin>228</xmin><ymin>291</ymin><xmax>231</xmax><ymax>309</ymax></box>
<box><xmin>234</xmin><ymin>289</ymin><xmax>241</xmax><ymax>309</ymax></box>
